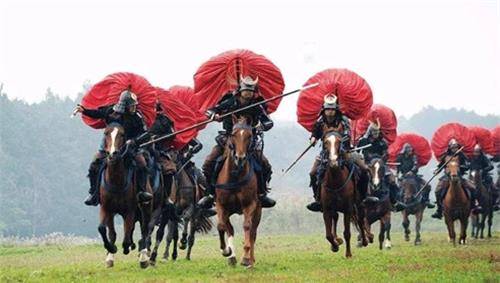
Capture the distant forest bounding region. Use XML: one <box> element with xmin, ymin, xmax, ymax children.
<box><xmin>1</xmin><ymin>89</ymin><xmax>499</xmax><ymax>237</ymax></box>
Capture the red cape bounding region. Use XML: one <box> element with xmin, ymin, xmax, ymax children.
<box><xmin>388</xmin><ymin>133</ymin><xmax>432</xmax><ymax>167</ymax></box>
<box><xmin>491</xmin><ymin>126</ymin><xmax>500</xmax><ymax>157</ymax></box>
<box><xmin>168</xmin><ymin>85</ymin><xmax>207</xmax><ymax>126</ymax></box>
<box><xmin>193</xmin><ymin>49</ymin><xmax>285</xmax><ymax>114</ymax></box>
<box><xmin>352</xmin><ymin>104</ymin><xmax>397</xmax><ymax>145</ymax></box>
<box><xmin>297</xmin><ymin>69</ymin><xmax>373</xmax><ymax>132</ymax></box>
<box><xmin>431</xmin><ymin>123</ymin><xmax>476</xmax><ymax>159</ymax></box>
<box><xmin>468</xmin><ymin>126</ymin><xmax>495</xmax><ymax>156</ymax></box>
<box><xmin>81</xmin><ymin>72</ymin><xmax>157</xmax><ymax>129</ymax></box>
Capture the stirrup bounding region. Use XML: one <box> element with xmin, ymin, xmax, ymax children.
<box><xmin>137</xmin><ymin>191</ymin><xmax>153</xmax><ymax>203</ymax></box>
<box><xmin>84</xmin><ymin>194</ymin><xmax>98</xmax><ymax>206</ymax></box>
<box><xmin>431</xmin><ymin>211</ymin><xmax>442</xmax><ymax>219</ymax></box>
<box><xmin>260</xmin><ymin>195</ymin><xmax>276</xmax><ymax>208</ymax></box>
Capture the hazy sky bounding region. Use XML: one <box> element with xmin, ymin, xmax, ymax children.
<box><xmin>1</xmin><ymin>0</ymin><xmax>499</xmax><ymax>121</ymax></box>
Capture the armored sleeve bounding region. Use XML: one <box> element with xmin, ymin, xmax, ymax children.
<box><xmin>82</xmin><ymin>106</ymin><xmax>111</xmax><ymax>119</ymax></box>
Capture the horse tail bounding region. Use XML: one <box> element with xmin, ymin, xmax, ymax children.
<box><xmin>196</xmin><ymin>214</ymin><xmax>213</xmax><ymax>234</ymax></box>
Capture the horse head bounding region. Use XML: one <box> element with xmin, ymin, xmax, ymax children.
<box><xmin>103</xmin><ymin>123</ymin><xmax>126</xmax><ymax>164</ymax></box>
<box><xmin>368</xmin><ymin>158</ymin><xmax>385</xmax><ymax>190</ymax></box>
<box><xmin>322</xmin><ymin>128</ymin><xmax>345</xmax><ymax>169</ymax></box>
<box><xmin>228</xmin><ymin>115</ymin><xmax>253</xmax><ymax>170</ymax></box>
<box><xmin>400</xmin><ymin>172</ymin><xmax>419</xmax><ymax>204</ymax></box>
<box><xmin>446</xmin><ymin>156</ymin><xmax>460</xmax><ymax>182</ymax></box>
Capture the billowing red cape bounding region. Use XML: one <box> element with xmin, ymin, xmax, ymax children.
<box><xmin>156</xmin><ymin>87</ymin><xmax>199</xmax><ymax>150</ymax></box>
<box><xmin>388</xmin><ymin>133</ymin><xmax>432</xmax><ymax>167</ymax></box>
<box><xmin>468</xmin><ymin>126</ymin><xmax>495</xmax><ymax>156</ymax></box>
<box><xmin>80</xmin><ymin>72</ymin><xmax>157</xmax><ymax>129</ymax></box>
<box><xmin>297</xmin><ymin>68</ymin><xmax>373</xmax><ymax>132</ymax></box>
<box><xmin>431</xmin><ymin>123</ymin><xmax>476</xmax><ymax>159</ymax></box>
<box><xmin>193</xmin><ymin>49</ymin><xmax>285</xmax><ymax>114</ymax></box>
<box><xmin>167</xmin><ymin>85</ymin><xmax>206</xmax><ymax>125</ymax></box>
<box><xmin>491</xmin><ymin>126</ymin><xmax>500</xmax><ymax>157</ymax></box>
<box><xmin>352</xmin><ymin>104</ymin><xmax>397</xmax><ymax>144</ymax></box>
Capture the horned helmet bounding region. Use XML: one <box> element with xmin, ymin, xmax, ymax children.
<box><xmin>368</xmin><ymin>118</ymin><xmax>381</xmax><ymax>138</ymax></box>
<box><xmin>238</xmin><ymin>75</ymin><xmax>259</xmax><ymax>100</ymax></box>
<box><xmin>448</xmin><ymin>138</ymin><xmax>460</xmax><ymax>152</ymax></box>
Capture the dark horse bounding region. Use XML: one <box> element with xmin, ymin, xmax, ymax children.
<box><xmin>400</xmin><ymin>172</ymin><xmax>427</xmax><ymax>245</ymax></box>
<box><xmin>362</xmin><ymin>157</ymin><xmax>392</xmax><ymax>250</ymax></box>
<box><xmin>97</xmin><ymin>123</ymin><xmax>152</xmax><ymax>268</ymax></box>
<box><xmin>216</xmin><ymin>116</ymin><xmax>261</xmax><ymax>268</ymax></box>
<box><xmin>470</xmin><ymin>169</ymin><xmax>493</xmax><ymax>238</ymax></box>
<box><xmin>443</xmin><ymin>157</ymin><xmax>471</xmax><ymax>246</ymax></box>
<box><xmin>151</xmin><ymin>158</ymin><xmax>213</xmax><ymax>262</ymax></box>
<box><xmin>320</xmin><ymin>126</ymin><xmax>368</xmax><ymax>258</ymax></box>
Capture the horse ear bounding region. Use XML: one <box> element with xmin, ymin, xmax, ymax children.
<box><xmin>232</xmin><ymin>114</ymin><xmax>238</xmax><ymax>125</ymax></box>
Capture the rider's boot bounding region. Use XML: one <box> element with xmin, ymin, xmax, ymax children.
<box><xmin>84</xmin><ymin>158</ymin><xmax>102</xmax><ymax>206</ymax></box>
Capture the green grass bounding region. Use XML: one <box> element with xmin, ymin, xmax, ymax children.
<box><xmin>1</xmin><ymin>232</ymin><xmax>499</xmax><ymax>282</ymax></box>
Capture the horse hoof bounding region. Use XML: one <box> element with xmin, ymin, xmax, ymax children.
<box><xmin>331</xmin><ymin>245</ymin><xmax>339</xmax><ymax>253</ymax></box>
<box><xmin>140</xmin><ymin>260</ymin><xmax>149</xmax><ymax>269</ymax></box>
<box><xmin>404</xmin><ymin>236</ymin><xmax>410</xmax><ymax>242</ymax></box>
<box><xmin>362</xmin><ymin>240</ymin><xmax>369</xmax><ymax>247</ymax></box>
<box><xmin>356</xmin><ymin>241</ymin><xmax>362</xmax><ymax>248</ymax></box>
<box><xmin>105</xmin><ymin>260</ymin><xmax>114</xmax><ymax>268</ymax></box>
<box><xmin>222</xmin><ymin>247</ymin><xmax>232</xmax><ymax>257</ymax></box>
<box><xmin>149</xmin><ymin>260</ymin><xmax>156</xmax><ymax>267</ymax></box>
<box><xmin>414</xmin><ymin>241</ymin><xmax>421</xmax><ymax>246</ymax></box>
<box><xmin>241</xmin><ymin>257</ymin><xmax>253</xmax><ymax>268</ymax></box>
<box><xmin>179</xmin><ymin>244</ymin><xmax>187</xmax><ymax>250</ymax></box>
<box><xmin>228</xmin><ymin>256</ymin><xmax>237</xmax><ymax>266</ymax></box>
<box><xmin>336</xmin><ymin>238</ymin><xmax>344</xmax><ymax>245</ymax></box>
<box><xmin>186</xmin><ymin>256</ymin><xmax>191</xmax><ymax>261</ymax></box>
<box><xmin>131</xmin><ymin>243</ymin><xmax>136</xmax><ymax>250</ymax></box>
<box><xmin>345</xmin><ymin>253</ymin><xmax>352</xmax><ymax>258</ymax></box>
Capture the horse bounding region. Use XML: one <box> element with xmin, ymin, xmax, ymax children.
<box><xmin>470</xmin><ymin>169</ymin><xmax>493</xmax><ymax>238</ymax></box>
<box><xmin>152</xmin><ymin>160</ymin><xmax>213</xmax><ymax>262</ymax></box>
<box><xmin>216</xmin><ymin>115</ymin><xmax>261</xmax><ymax>268</ymax></box>
<box><xmin>320</xmin><ymin>127</ymin><xmax>368</xmax><ymax>258</ymax></box>
<box><xmin>443</xmin><ymin>156</ymin><xmax>471</xmax><ymax>246</ymax></box>
<box><xmin>362</xmin><ymin>157</ymin><xmax>392</xmax><ymax>250</ymax></box>
<box><xmin>96</xmin><ymin>123</ymin><xmax>152</xmax><ymax>268</ymax></box>
<box><xmin>400</xmin><ymin>172</ymin><xmax>427</xmax><ymax>246</ymax></box>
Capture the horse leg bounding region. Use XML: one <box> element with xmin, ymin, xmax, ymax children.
<box><xmin>323</xmin><ymin>210</ymin><xmax>337</xmax><ymax>253</ymax></box>
<box><xmin>459</xmin><ymin>217</ymin><xmax>468</xmax><ymax>245</ymax></box>
<box><xmin>167</xmin><ymin>219</ymin><xmax>179</xmax><ymax>261</ymax></box>
<box><xmin>332</xmin><ymin>212</ymin><xmax>343</xmax><ymax>246</ymax></box>
<box><xmin>378</xmin><ymin>219</ymin><xmax>385</xmax><ymax>250</ymax></box>
<box><xmin>150</xmin><ymin>211</ymin><xmax>167</xmax><ymax>263</ymax></box>
<box><xmin>446</xmin><ymin>218</ymin><xmax>456</xmax><ymax>246</ymax></box>
<box><xmin>385</xmin><ymin>213</ymin><xmax>392</xmax><ymax>249</ymax></box>
<box><xmin>241</xmin><ymin>202</ymin><xmax>257</xmax><ymax>268</ymax></box>
<box><xmin>487</xmin><ymin>211</ymin><xmax>493</xmax><ymax>238</ymax></box>
<box><xmin>402</xmin><ymin>212</ymin><xmax>410</xmax><ymax>241</ymax></box>
<box><xmin>479</xmin><ymin>212</ymin><xmax>486</xmax><ymax>239</ymax></box>
<box><xmin>357</xmin><ymin>207</ymin><xmax>369</xmax><ymax>247</ymax></box>
<box><xmin>105</xmin><ymin>216</ymin><xmax>117</xmax><ymax>268</ymax></box>
<box><xmin>138</xmin><ymin>204</ymin><xmax>152</xmax><ymax>269</ymax></box>
<box><xmin>179</xmin><ymin>219</ymin><xmax>189</xmax><ymax>250</ymax></box>
<box><xmin>98</xmin><ymin>208</ymin><xmax>117</xmax><ymax>254</ymax></box>
<box><xmin>186</xmin><ymin>220</ymin><xmax>196</xmax><ymax>261</ymax></box>
<box><xmin>249</xmin><ymin>206</ymin><xmax>262</xmax><ymax>265</ymax></box>
<box><xmin>164</xmin><ymin>219</ymin><xmax>174</xmax><ymax>260</ymax></box>
<box><xmin>344</xmin><ymin>212</ymin><xmax>352</xmax><ymax>258</ymax></box>
<box><xmin>414</xmin><ymin>211</ymin><xmax>422</xmax><ymax>246</ymax></box>
<box><xmin>217</xmin><ymin>210</ymin><xmax>236</xmax><ymax>266</ymax></box>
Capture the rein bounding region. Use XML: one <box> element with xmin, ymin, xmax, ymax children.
<box><xmin>326</xmin><ymin>162</ymin><xmax>356</xmax><ymax>193</ymax></box>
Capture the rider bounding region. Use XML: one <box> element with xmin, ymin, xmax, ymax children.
<box><xmin>306</xmin><ymin>95</ymin><xmax>375</xmax><ymax>212</ymax></box>
<box><xmin>469</xmin><ymin>144</ymin><xmax>499</xmax><ymax>211</ymax></box>
<box><xmin>197</xmin><ymin>76</ymin><xmax>276</xmax><ymax>209</ymax></box>
<box><xmin>431</xmin><ymin>139</ymin><xmax>478</xmax><ymax>219</ymax></box>
<box><xmin>396</xmin><ymin>143</ymin><xmax>434</xmax><ymax>208</ymax></box>
<box><xmin>358</xmin><ymin>123</ymin><xmax>406</xmax><ymax>211</ymax></box>
<box><xmin>76</xmin><ymin>90</ymin><xmax>153</xmax><ymax>206</ymax></box>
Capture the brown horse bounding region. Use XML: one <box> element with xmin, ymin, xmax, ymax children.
<box><xmin>400</xmin><ymin>172</ymin><xmax>426</xmax><ymax>245</ymax></box>
<box><xmin>470</xmin><ymin>169</ymin><xmax>493</xmax><ymax>238</ymax></box>
<box><xmin>362</xmin><ymin>158</ymin><xmax>392</xmax><ymax>250</ymax></box>
<box><xmin>97</xmin><ymin>123</ymin><xmax>152</xmax><ymax>268</ymax></box>
<box><xmin>443</xmin><ymin>157</ymin><xmax>471</xmax><ymax>245</ymax></box>
<box><xmin>320</xmin><ymin>128</ymin><xmax>368</xmax><ymax>258</ymax></box>
<box><xmin>216</xmin><ymin>116</ymin><xmax>261</xmax><ymax>268</ymax></box>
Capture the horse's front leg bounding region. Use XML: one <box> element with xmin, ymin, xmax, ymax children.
<box><xmin>487</xmin><ymin>211</ymin><xmax>493</xmax><ymax>238</ymax></box>
<box><xmin>150</xmin><ymin>208</ymin><xmax>168</xmax><ymax>264</ymax></box>
<box><xmin>479</xmin><ymin>212</ymin><xmax>486</xmax><ymax>239</ymax></box>
<box><xmin>332</xmin><ymin>211</ymin><xmax>343</xmax><ymax>246</ymax></box>
<box><xmin>378</xmin><ymin>219</ymin><xmax>385</xmax><ymax>250</ymax></box>
<box><xmin>249</xmin><ymin>205</ymin><xmax>262</xmax><ymax>265</ymax></box>
<box><xmin>402</xmin><ymin>212</ymin><xmax>410</xmax><ymax>241</ymax></box>
<box><xmin>241</xmin><ymin>201</ymin><xmax>257</xmax><ymax>268</ymax></box>
<box><xmin>138</xmin><ymin>203</ymin><xmax>152</xmax><ymax>269</ymax></box>
<box><xmin>98</xmin><ymin>208</ymin><xmax>117</xmax><ymax>254</ymax></box>
<box><xmin>217</xmin><ymin>208</ymin><xmax>236</xmax><ymax>266</ymax></box>
<box><xmin>415</xmin><ymin>211</ymin><xmax>423</xmax><ymax>245</ymax></box>
<box><xmin>446</xmin><ymin>217</ymin><xmax>456</xmax><ymax>246</ymax></box>
<box><xmin>186</xmin><ymin>219</ymin><xmax>196</xmax><ymax>260</ymax></box>
<box><xmin>179</xmin><ymin>218</ymin><xmax>189</xmax><ymax>250</ymax></box>
<box><xmin>459</xmin><ymin>217</ymin><xmax>468</xmax><ymax>245</ymax></box>
<box><xmin>323</xmin><ymin>208</ymin><xmax>337</xmax><ymax>253</ymax></box>
<box><xmin>344</xmin><ymin>212</ymin><xmax>352</xmax><ymax>258</ymax></box>
<box><xmin>384</xmin><ymin>213</ymin><xmax>392</xmax><ymax>249</ymax></box>
<box><xmin>105</xmin><ymin>215</ymin><xmax>117</xmax><ymax>268</ymax></box>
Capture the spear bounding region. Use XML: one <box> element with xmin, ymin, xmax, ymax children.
<box><xmin>139</xmin><ymin>83</ymin><xmax>319</xmax><ymax>148</ymax></box>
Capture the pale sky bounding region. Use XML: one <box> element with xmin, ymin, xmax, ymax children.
<box><xmin>1</xmin><ymin>0</ymin><xmax>499</xmax><ymax>121</ymax></box>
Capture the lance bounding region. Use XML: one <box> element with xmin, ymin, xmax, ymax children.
<box><xmin>139</xmin><ymin>83</ymin><xmax>319</xmax><ymax>148</ymax></box>
<box><xmin>282</xmin><ymin>143</ymin><xmax>315</xmax><ymax>175</ymax></box>
<box><xmin>414</xmin><ymin>146</ymin><xmax>464</xmax><ymax>197</ymax></box>
<box><xmin>348</xmin><ymin>143</ymin><xmax>372</xmax><ymax>153</ymax></box>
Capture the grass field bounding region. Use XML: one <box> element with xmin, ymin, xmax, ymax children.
<box><xmin>1</xmin><ymin>232</ymin><xmax>499</xmax><ymax>282</ymax></box>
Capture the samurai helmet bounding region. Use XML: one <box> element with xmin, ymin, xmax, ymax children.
<box><xmin>402</xmin><ymin>143</ymin><xmax>413</xmax><ymax>153</ymax></box>
<box><xmin>238</xmin><ymin>75</ymin><xmax>259</xmax><ymax>92</ymax></box>
<box><xmin>448</xmin><ymin>138</ymin><xmax>459</xmax><ymax>147</ymax></box>
<box><xmin>368</xmin><ymin>118</ymin><xmax>381</xmax><ymax>137</ymax></box>
<box><xmin>323</xmin><ymin>94</ymin><xmax>339</xmax><ymax>110</ymax></box>
<box><xmin>473</xmin><ymin>144</ymin><xmax>482</xmax><ymax>152</ymax></box>
<box><xmin>113</xmin><ymin>89</ymin><xmax>138</xmax><ymax>114</ymax></box>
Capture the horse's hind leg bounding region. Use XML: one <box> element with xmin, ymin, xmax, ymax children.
<box><xmin>179</xmin><ymin>220</ymin><xmax>189</xmax><ymax>250</ymax></box>
<box><xmin>487</xmin><ymin>211</ymin><xmax>493</xmax><ymax>238</ymax></box>
<box><xmin>165</xmin><ymin>219</ymin><xmax>179</xmax><ymax>260</ymax></box>
<box><xmin>385</xmin><ymin>213</ymin><xmax>392</xmax><ymax>249</ymax></box>
<box><xmin>343</xmin><ymin>212</ymin><xmax>352</xmax><ymax>258</ymax></box>
<box><xmin>378</xmin><ymin>220</ymin><xmax>385</xmax><ymax>250</ymax></box>
<box><xmin>249</xmin><ymin>206</ymin><xmax>261</xmax><ymax>265</ymax></box>
<box><xmin>402</xmin><ymin>212</ymin><xmax>410</xmax><ymax>241</ymax></box>
<box><xmin>98</xmin><ymin>209</ymin><xmax>117</xmax><ymax>254</ymax></box>
<box><xmin>186</xmin><ymin>220</ymin><xmax>196</xmax><ymax>260</ymax></box>
<box><xmin>415</xmin><ymin>211</ymin><xmax>423</xmax><ymax>245</ymax></box>
<box><xmin>150</xmin><ymin>211</ymin><xmax>168</xmax><ymax>264</ymax></box>
<box><xmin>105</xmin><ymin>216</ymin><xmax>117</xmax><ymax>268</ymax></box>
<box><xmin>332</xmin><ymin>212</ymin><xmax>343</xmax><ymax>246</ymax></box>
<box><xmin>479</xmin><ymin>213</ymin><xmax>486</xmax><ymax>239</ymax></box>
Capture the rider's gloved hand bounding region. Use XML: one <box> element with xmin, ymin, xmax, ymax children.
<box><xmin>310</xmin><ymin>137</ymin><xmax>317</xmax><ymax>146</ymax></box>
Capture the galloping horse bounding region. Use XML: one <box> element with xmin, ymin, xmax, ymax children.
<box><xmin>470</xmin><ymin>169</ymin><xmax>493</xmax><ymax>238</ymax></box>
<box><xmin>320</xmin><ymin>127</ymin><xmax>368</xmax><ymax>258</ymax></box>
<box><xmin>443</xmin><ymin>156</ymin><xmax>471</xmax><ymax>245</ymax></box>
<box><xmin>216</xmin><ymin>115</ymin><xmax>261</xmax><ymax>268</ymax></box>
<box><xmin>153</xmin><ymin>161</ymin><xmax>213</xmax><ymax>262</ymax></box>
<box><xmin>400</xmin><ymin>172</ymin><xmax>427</xmax><ymax>245</ymax></box>
<box><xmin>363</xmin><ymin>157</ymin><xmax>392</xmax><ymax>250</ymax></box>
<box><xmin>97</xmin><ymin>123</ymin><xmax>152</xmax><ymax>268</ymax></box>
